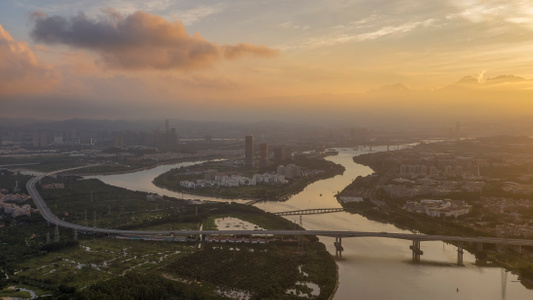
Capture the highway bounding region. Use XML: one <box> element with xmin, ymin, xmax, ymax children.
<box><xmin>26</xmin><ymin>167</ymin><xmax>533</xmax><ymax>247</ymax></box>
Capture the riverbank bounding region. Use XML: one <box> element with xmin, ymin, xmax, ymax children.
<box><xmin>340</xmin><ymin>151</ymin><xmax>533</xmax><ymax>288</ymax></box>
<box><xmin>1</xmin><ymin>171</ymin><xmax>339</xmax><ymax>299</ymax></box>
<box><xmin>153</xmin><ymin>156</ymin><xmax>345</xmax><ymax>202</ymax></box>
<box><xmin>74</xmin><ymin>156</ymin><xmax>223</xmax><ymax>176</ymax></box>
<box><xmin>328</xmin><ymin>264</ymin><xmax>340</xmax><ymax>300</ymax></box>
<box><xmin>74</xmin><ymin>147</ymin><xmax>533</xmax><ymax>299</ymax></box>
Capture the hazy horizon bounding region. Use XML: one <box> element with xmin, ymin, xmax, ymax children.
<box><xmin>2</xmin><ymin>1</ymin><xmax>533</xmax><ymax>127</ymax></box>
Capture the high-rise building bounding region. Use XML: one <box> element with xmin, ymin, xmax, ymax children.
<box><xmin>113</xmin><ymin>136</ymin><xmax>124</xmax><ymax>148</ymax></box>
<box><xmin>33</xmin><ymin>130</ymin><xmax>48</xmax><ymax>148</ymax></box>
<box><xmin>245</xmin><ymin>135</ymin><xmax>254</xmax><ymax>167</ymax></box>
<box><xmin>169</xmin><ymin>128</ymin><xmax>177</xmax><ymax>144</ymax></box>
<box><xmin>282</xmin><ymin>147</ymin><xmax>292</xmax><ymax>161</ymax></box>
<box><xmin>273</xmin><ymin>147</ymin><xmax>282</xmax><ymax>163</ymax></box>
<box><xmin>259</xmin><ymin>143</ymin><xmax>269</xmax><ymax>167</ymax></box>
<box><xmin>273</xmin><ymin>146</ymin><xmax>292</xmax><ymax>162</ymax></box>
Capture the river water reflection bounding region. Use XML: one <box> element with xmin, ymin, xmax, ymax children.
<box><xmin>91</xmin><ymin>147</ymin><xmax>533</xmax><ymax>300</ymax></box>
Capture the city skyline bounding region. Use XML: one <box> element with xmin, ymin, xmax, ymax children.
<box><xmin>2</xmin><ymin>1</ymin><xmax>533</xmax><ymax>125</ymax></box>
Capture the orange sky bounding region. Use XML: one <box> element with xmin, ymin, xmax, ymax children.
<box><xmin>2</xmin><ymin>1</ymin><xmax>533</xmax><ymax>126</ymax></box>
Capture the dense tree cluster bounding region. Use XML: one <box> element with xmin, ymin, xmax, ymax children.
<box><xmin>167</xmin><ymin>243</ymin><xmax>336</xmax><ymax>300</ymax></box>
<box><xmin>75</xmin><ymin>272</ymin><xmax>215</xmax><ymax>300</ymax></box>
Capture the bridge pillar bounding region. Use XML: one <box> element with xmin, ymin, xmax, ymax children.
<box><xmin>457</xmin><ymin>243</ymin><xmax>464</xmax><ymax>265</ymax></box>
<box><xmin>476</xmin><ymin>242</ymin><xmax>483</xmax><ymax>252</ymax></box>
<box><xmin>517</xmin><ymin>245</ymin><xmax>522</xmax><ymax>254</ymax></box>
<box><xmin>410</xmin><ymin>240</ymin><xmax>423</xmax><ymax>263</ymax></box>
<box><xmin>73</xmin><ymin>229</ymin><xmax>78</xmax><ymax>241</ymax></box>
<box><xmin>334</xmin><ymin>236</ymin><xmax>344</xmax><ymax>259</ymax></box>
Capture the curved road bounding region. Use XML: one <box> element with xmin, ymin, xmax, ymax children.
<box><xmin>26</xmin><ymin>166</ymin><xmax>533</xmax><ymax>247</ymax></box>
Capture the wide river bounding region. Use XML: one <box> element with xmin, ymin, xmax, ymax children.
<box><xmin>90</xmin><ymin>147</ymin><xmax>533</xmax><ymax>300</ymax></box>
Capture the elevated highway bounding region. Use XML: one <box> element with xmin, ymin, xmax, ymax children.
<box><xmin>26</xmin><ymin>166</ymin><xmax>533</xmax><ymax>263</ymax></box>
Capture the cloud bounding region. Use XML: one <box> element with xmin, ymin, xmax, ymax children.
<box><xmin>30</xmin><ymin>10</ymin><xmax>278</xmax><ymax>70</ymax></box>
<box><xmin>438</xmin><ymin>74</ymin><xmax>533</xmax><ymax>92</ymax></box>
<box><xmin>287</xmin><ymin>18</ymin><xmax>437</xmax><ymax>49</ymax></box>
<box><xmin>477</xmin><ymin>70</ymin><xmax>486</xmax><ymax>83</ymax></box>
<box><xmin>449</xmin><ymin>0</ymin><xmax>533</xmax><ymax>29</ymax></box>
<box><xmin>177</xmin><ymin>4</ymin><xmax>222</xmax><ymax>25</ymax></box>
<box><xmin>279</xmin><ymin>21</ymin><xmax>309</xmax><ymax>30</ymax></box>
<box><xmin>0</xmin><ymin>23</ymin><xmax>59</xmax><ymax>95</ymax></box>
<box><xmin>223</xmin><ymin>43</ymin><xmax>279</xmax><ymax>59</ymax></box>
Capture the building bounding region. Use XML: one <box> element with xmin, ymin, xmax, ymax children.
<box><xmin>113</xmin><ymin>136</ymin><xmax>124</xmax><ymax>148</ymax></box>
<box><xmin>169</xmin><ymin>128</ymin><xmax>177</xmax><ymax>144</ymax></box>
<box><xmin>273</xmin><ymin>147</ymin><xmax>283</xmax><ymax>163</ymax></box>
<box><xmin>204</xmin><ymin>169</ymin><xmax>218</xmax><ymax>180</ymax></box>
<box><xmin>277</xmin><ymin>164</ymin><xmax>302</xmax><ymax>179</ymax></box>
<box><xmin>259</xmin><ymin>143</ymin><xmax>269</xmax><ymax>167</ymax></box>
<box><xmin>245</xmin><ymin>135</ymin><xmax>254</xmax><ymax>167</ymax></box>
<box><xmin>282</xmin><ymin>147</ymin><xmax>292</xmax><ymax>161</ymax></box>
<box><xmin>33</xmin><ymin>130</ymin><xmax>48</xmax><ymax>148</ymax></box>
<box><xmin>404</xmin><ymin>199</ymin><xmax>471</xmax><ymax>218</ymax></box>
<box><xmin>273</xmin><ymin>146</ymin><xmax>292</xmax><ymax>163</ymax></box>
<box><xmin>53</xmin><ymin>135</ymin><xmax>64</xmax><ymax>144</ymax></box>
<box><xmin>338</xmin><ymin>190</ymin><xmax>364</xmax><ymax>203</ymax></box>
<box><xmin>253</xmin><ymin>173</ymin><xmax>288</xmax><ymax>185</ymax></box>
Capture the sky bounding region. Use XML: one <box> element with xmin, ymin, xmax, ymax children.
<box><xmin>2</xmin><ymin>0</ymin><xmax>533</xmax><ymax>127</ymax></box>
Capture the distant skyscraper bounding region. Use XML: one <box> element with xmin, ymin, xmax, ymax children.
<box><xmin>113</xmin><ymin>136</ymin><xmax>124</xmax><ymax>148</ymax></box>
<box><xmin>274</xmin><ymin>146</ymin><xmax>292</xmax><ymax>163</ymax></box>
<box><xmin>245</xmin><ymin>135</ymin><xmax>254</xmax><ymax>167</ymax></box>
<box><xmin>170</xmin><ymin>128</ymin><xmax>177</xmax><ymax>143</ymax></box>
<box><xmin>33</xmin><ymin>130</ymin><xmax>48</xmax><ymax>148</ymax></box>
<box><xmin>259</xmin><ymin>143</ymin><xmax>269</xmax><ymax>167</ymax></box>
<box><xmin>273</xmin><ymin>147</ymin><xmax>283</xmax><ymax>163</ymax></box>
<box><xmin>282</xmin><ymin>147</ymin><xmax>292</xmax><ymax>161</ymax></box>
<box><xmin>32</xmin><ymin>131</ymin><xmax>39</xmax><ymax>148</ymax></box>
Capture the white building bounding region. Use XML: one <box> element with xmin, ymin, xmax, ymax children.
<box><xmin>277</xmin><ymin>164</ymin><xmax>302</xmax><ymax>179</ymax></box>
<box><xmin>254</xmin><ymin>173</ymin><xmax>288</xmax><ymax>185</ymax></box>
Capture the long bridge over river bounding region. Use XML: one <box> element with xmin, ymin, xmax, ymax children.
<box><xmin>26</xmin><ymin>167</ymin><xmax>533</xmax><ymax>265</ymax></box>
<box><xmin>273</xmin><ymin>208</ymin><xmax>346</xmax><ymax>216</ymax></box>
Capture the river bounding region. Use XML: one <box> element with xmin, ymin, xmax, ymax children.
<box><xmin>90</xmin><ymin>147</ymin><xmax>533</xmax><ymax>300</ymax></box>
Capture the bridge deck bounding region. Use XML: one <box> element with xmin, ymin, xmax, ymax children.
<box><xmin>25</xmin><ymin>167</ymin><xmax>533</xmax><ymax>247</ymax></box>
<box><xmin>273</xmin><ymin>208</ymin><xmax>345</xmax><ymax>216</ymax></box>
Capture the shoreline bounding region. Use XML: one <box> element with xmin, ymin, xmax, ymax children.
<box><xmin>151</xmin><ymin>159</ymin><xmax>345</xmax><ymax>203</ymax></box>
<box><xmin>344</xmin><ymin>152</ymin><xmax>533</xmax><ymax>288</ymax></box>
<box><xmin>75</xmin><ymin>156</ymin><xmax>222</xmax><ymax>176</ymax></box>
<box><xmin>328</xmin><ymin>262</ymin><xmax>340</xmax><ymax>300</ymax></box>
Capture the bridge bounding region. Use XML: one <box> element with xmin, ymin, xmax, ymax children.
<box><xmin>26</xmin><ymin>166</ymin><xmax>533</xmax><ymax>265</ymax></box>
<box><xmin>244</xmin><ymin>199</ymin><xmax>263</xmax><ymax>205</ymax></box>
<box><xmin>273</xmin><ymin>208</ymin><xmax>345</xmax><ymax>216</ymax></box>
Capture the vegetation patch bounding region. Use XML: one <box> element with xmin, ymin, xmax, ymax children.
<box><xmin>166</xmin><ymin>242</ymin><xmax>336</xmax><ymax>300</ymax></box>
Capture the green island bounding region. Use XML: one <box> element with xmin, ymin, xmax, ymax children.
<box><xmin>153</xmin><ymin>154</ymin><xmax>345</xmax><ymax>200</ymax></box>
<box><xmin>0</xmin><ymin>169</ymin><xmax>337</xmax><ymax>299</ymax></box>
<box><xmin>337</xmin><ymin>136</ymin><xmax>533</xmax><ymax>287</ymax></box>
